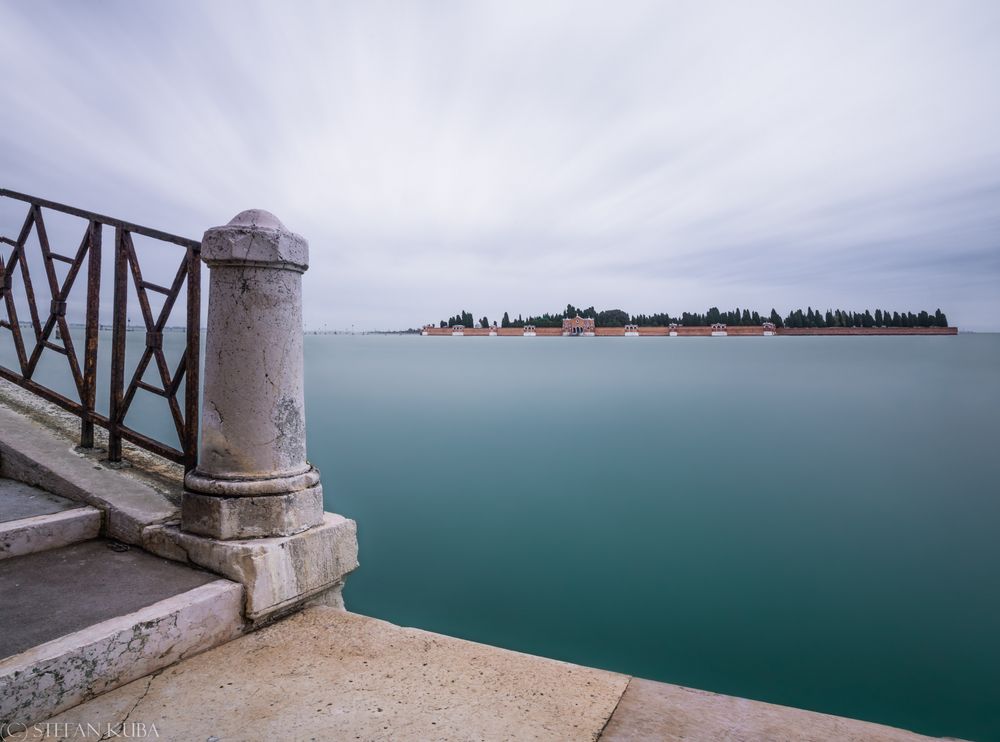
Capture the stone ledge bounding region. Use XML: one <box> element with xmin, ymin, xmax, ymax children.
<box><xmin>0</xmin><ymin>507</ymin><xmax>102</xmax><ymax>560</ymax></box>
<box><xmin>0</xmin><ymin>404</ymin><xmax>177</xmax><ymax>544</ymax></box>
<box><xmin>0</xmin><ymin>579</ymin><xmax>243</xmax><ymax>729</ymax></box>
<box><xmin>0</xmin><ymin>380</ymin><xmax>185</xmax><ymax>499</ymax></box>
<box><xmin>142</xmin><ymin>513</ymin><xmax>359</xmax><ymax>622</ymax></box>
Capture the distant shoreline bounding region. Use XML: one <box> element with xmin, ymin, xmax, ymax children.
<box><xmin>421</xmin><ymin>326</ymin><xmax>958</xmax><ymax>337</ymax></box>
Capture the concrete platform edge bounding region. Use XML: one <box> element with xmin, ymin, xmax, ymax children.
<box><xmin>0</xmin><ymin>405</ymin><xmax>177</xmax><ymax>544</ymax></box>
<box><xmin>0</xmin><ymin>507</ymin><xmax>102</xmax><ymax>560</ymax></box>
<box><xmin>0</xmin><ymin>579</ymin><xmax>244</xmax><ymax>729</ymax></box>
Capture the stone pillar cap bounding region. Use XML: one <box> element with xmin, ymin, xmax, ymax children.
<box><xmin>202</xmin><ymin>209</ymin><xmax>309</xmax><ymax>272</ymax></box>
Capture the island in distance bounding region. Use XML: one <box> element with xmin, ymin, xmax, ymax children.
<box><xmin>423</xmin><ymin>305</ymin><xmax>956</xmax><ymax>337</ymax></box>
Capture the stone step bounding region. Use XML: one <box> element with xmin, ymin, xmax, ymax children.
<box><xmin>0</xmin><ymin>539</ymin><xmax>244</xmax><ymax>728</ymax></box>
<box><xmin>0</xmin><ymin>478</ymin><xmax>101</xmax><ymax>559</ymax></box>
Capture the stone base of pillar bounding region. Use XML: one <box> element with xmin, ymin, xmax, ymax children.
<box><xmin>181</xmin><ymin>487</ymin><xmax>324</xmax><ymax>540</ymax></box>
<box><xmin>143</xmin><ymin>512</ymin><xmax>359</xmax><ymax>624</ymax></box>
<box><xmin>181</xmin><ymin>466</ymin><xmax>325</xmax><ymax>540</ymax></box>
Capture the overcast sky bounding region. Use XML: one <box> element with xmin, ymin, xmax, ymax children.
<box><xmin>2</xmin><ymin>0</ymin><xmax>998</xmax><ymax>330</ymax></box>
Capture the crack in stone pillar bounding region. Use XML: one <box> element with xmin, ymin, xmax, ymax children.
<box><xmin>181</xmin><ymin>210</ymin><xmax>324</xmax><ymax>540</ymax></box>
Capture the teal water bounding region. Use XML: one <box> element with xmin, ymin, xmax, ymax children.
<box><xmin>3</xmin><ymin>333</ymin><xmax>998</xmax><ymax>739</ymax></box>
<box><xmin>307</xmin><ymin>335</ymin><xmax>999</xmax><ymax>742</ymax></box>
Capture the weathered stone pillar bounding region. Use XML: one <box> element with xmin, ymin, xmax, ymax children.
<box><xmin>181</xmin><ymin>210</ymin><xmax>324</xmax><ymax>540</ymax></box>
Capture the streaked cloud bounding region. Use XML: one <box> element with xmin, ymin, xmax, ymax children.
<box><xmin>1</xmin><ymin>0</ymin><xmax>998</xmax><ymax>329</ymax></box>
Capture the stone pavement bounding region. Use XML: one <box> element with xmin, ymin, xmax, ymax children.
<box><xmin>26</xmin><ymin>607</ymin><xmax>940</xmax><ymax>742</ymax></box>
<box><xmin>601</xmin><ymin>678</ymin><xmax>938</xmax><ymax>742</ymax></box>
<box><xmin>0</xmin><ymin>479</ymin><xmax>84</xmax><ymax>522</ymax></box>
<box><xmin>0</xmin><ymin>539</ymin><xmax>220</xmax><ymax>658</ymax></box>
<box><xmin>29</xmin><ymin>608</ymin><xmax>627</xmax><ymax>741</ymax></box>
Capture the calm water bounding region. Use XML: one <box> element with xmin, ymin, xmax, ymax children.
<box><xmin>308</xmin><ymin>334</ymin><xmax>1000</xmax><ymax>742</ymax></box>
<box><xmin>3</xmin><ymin>333</ymin><xmax>999</xmax><ymax>739</ymax></box>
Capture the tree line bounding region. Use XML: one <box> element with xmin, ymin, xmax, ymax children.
<box><xmin>439</xmin><ymin>304</ymin><xmax>949</xmax><ymax>329</ymax></box>
<box><xmin>783</xmin><ymin>308</ymin><xmax>948</xmax><ymax>328</ymax></box>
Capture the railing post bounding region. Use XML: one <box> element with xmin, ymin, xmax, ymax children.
<box><xmin>80</xmin><ymin>220</ymin><xmax>101</xmax><ymax>448</ymax></box>
<box><xmin>107</xmin><ymin>227</ymin><xmax>128</xmax><ymax>464</ymax></box>
<box><xmin>181</xmin><ymin>210</ymin><xmax>323</xmax><ymax>540</ymax></box>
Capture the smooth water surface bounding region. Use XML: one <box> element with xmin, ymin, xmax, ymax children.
<box><xmin>307</xmin><ymin>334</ymin><xmax>999</xmax><ymax>741</ymax></box>
<box><xmin>3</xmin><ymin>332</ymin><xmax>998</xmax><ymax>739</ymax></box>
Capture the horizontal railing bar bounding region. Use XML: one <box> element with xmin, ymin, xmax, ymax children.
<box><xmin>0</xmin><ymin>189</ymin><xmax>201</xmax><ymax>251</ymax></box>
<box><xmin>0</xmin><ymin>236</ymin><xmax>15</xmax><ymax>246</ymax></box>
<box><xmin>135</xmin><ymin>380</ymin><xmax>168</xmax><ymax>397</ymax></box>
<box><xmin>0</xmin><ymin>366</ymin><xmax>186</xmax><ymax>465</ymax></box>
<box><xmin>116</xmin><ymin>425</ymin><xmax>185</xmax><ymax>464</ymax></box>
<box><xmin>0</xmin><ymin>366</ymin><xmax>84</xmax><ymax>416</ymax></box>
<box><xmin>50</xmin><ymin>253</ymin><xmax>75</xmax><ymax>264</ymax></box>
<box><xmin>42</xmin><ymin>341</ymin><xmax>68</xmax><ymax>355</ymax></box>
<box><xmin>140</xmin><ymin>280</ymin><xmax>172</xmax><ymax>295</ymax></box>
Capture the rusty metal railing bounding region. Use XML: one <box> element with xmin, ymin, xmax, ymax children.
<box><xmin>0</xmin><ymin>189</ymin><xmax>200</xmax><ymax>470</ymax></box>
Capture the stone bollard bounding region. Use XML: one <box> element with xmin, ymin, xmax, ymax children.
<box><xmin>181</xmin><ymin>210</ymin><xmax>324</xmax><ymax>540</ymax></box>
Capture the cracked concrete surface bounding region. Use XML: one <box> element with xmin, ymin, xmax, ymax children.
<box><xmin>29</xmin><ymin>608</ymin><xmax>949</xmax><ymax>742</ymax></box>
<box><xmin>34</xmin><ymin>607</ymin><xmax>629</xmax><ymax>741</ymax></box>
